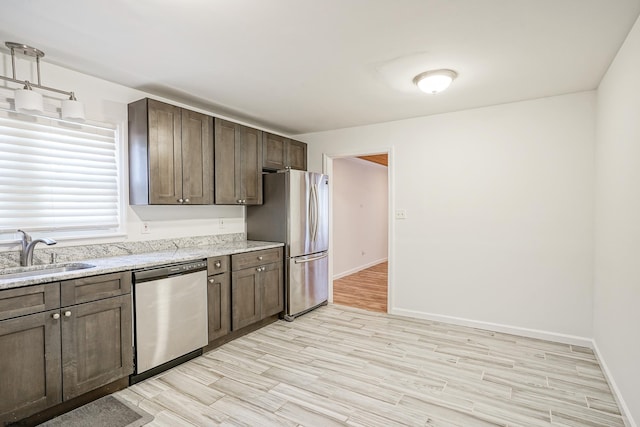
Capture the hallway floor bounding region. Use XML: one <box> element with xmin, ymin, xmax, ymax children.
<box><xmin>332</xmin><ymin>262</ymin><xmax>388</xmax><ymax>313</ymax></box>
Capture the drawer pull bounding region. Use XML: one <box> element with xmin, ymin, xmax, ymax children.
<box><xmin>258</xmin><ymin>256</ymin><xmax>263</xmax><ymax>260</ymax></box>
<box><xmin>215</xmin><ymin>261</ymin><xmax>222</xmax><ymax>268</ymax></box>
<box><xmin>52</xmin><ymin>313</ymin><xmax>60</xmax><ymax>320</ymax></box>
<box><xmin>64</xmin><ymin>311</ymin><xmax>72</xmax><ymax>317</ymax></box>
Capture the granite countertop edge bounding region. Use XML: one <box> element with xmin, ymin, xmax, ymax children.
<box><xmin>0</xmin><ymin>240</ymin><xmax>284</xmax><ymax>290</ymax></box>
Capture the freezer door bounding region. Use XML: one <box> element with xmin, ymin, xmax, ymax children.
<box><xmin>287</xmin><ymin>251</ymin><xmax>328</xmax><ymax>317</ymax></box>
<box><xmin>288</xmin><ymin>171</ymin><xmax>329</xmax><ymax>257</ymax></box>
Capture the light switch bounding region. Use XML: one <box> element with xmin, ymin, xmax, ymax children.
<box><xmin>395</xmin><ymin>209</ymin><xmax>407</xmax><ymax>220</ymax></box>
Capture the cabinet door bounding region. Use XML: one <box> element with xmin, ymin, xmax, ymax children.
<box><xmin>61</xmin><ymin>295</ymin><xmax>133</xmax><ymax>400</ymax></box>
<box><xmin>148</xmin><ymin>99</ymin><xmax>183</xmax><ymax>204</ymax></box>
<box><xmin>261</xmin><ymin>262</ymin><xmax>284</xmax><ymax>318</ymax></box>
<box><xmin>231</xmin><ymin>268</ymin><xmax>261</xmax><ymax>330</ymax></box>
<box><xmin>0</xmin><ymin>310</ymin><xmax>62</xmax><ymax>424</ymax></box>
<box><xmin>0</xmin><ymin>282</ymin><xmax>59</xmax><ymax>321</ymax></box>
<box><xmin>287</xmin><ymin>139</ymin><xmax>308</xmax><ymax>171</ymax></box>
<box><xmin>239</xmin><ymin>126</ymin><xmax>263</xmax><ymax>205</ymax></box>
<box><xmin>182</xmin><ymin>110</ymin><xmax>213</xmax><ymax>204</ymax></box>
<box><xmin>214</xmin><ymin>118</ymin><xmax>239</xmax><ymax>204</ymax></box>
<box><xmin>61</xmin><ymin>271</ymin><xmax>131</xmax><ymax>306</ymax></box>
<box><xmin>208</xmin><ymin>272</ymin><xmax>230</xmax><ymax>341</ymax></box>
<box><xmin>263</xmin><ymin>133</ymin><xmax>287</xmax><ymax>171</ymax></box>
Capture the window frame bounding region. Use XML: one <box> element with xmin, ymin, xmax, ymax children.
<box><xmin>0</xmin><ymin>107</ymin><xmax>126</xmax><ymax>244</ymax></box>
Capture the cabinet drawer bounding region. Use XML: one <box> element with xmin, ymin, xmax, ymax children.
<box><xmin>232</xmin><ymin>248</ymin><xmax>282</xmax><ymax>271</ymax></box>
<box><xmin>207</xmin><ymin>255</ymin><xmax>230</xmax><ymax>275</ymax></box>
<box><xmin>61</xmin><ymin>271</ymin><xmax>131</xmax><ymax>306</ymax></box>
<box><xmin>0</xmin><ymin>283</ymin><xmax>60</xmax><ymax>321</ymax></box>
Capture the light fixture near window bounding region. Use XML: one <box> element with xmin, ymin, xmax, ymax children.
<box><xmin>413</xmin><ymin>69</ymin><xmax>458</xmax><ymax>94</ymax></box>
<box><xmin>1</xmin><ymin>42</ymin><xmax>85</xmax><ymax>120</ymax></box>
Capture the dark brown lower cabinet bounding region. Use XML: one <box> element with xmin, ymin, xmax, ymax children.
<box><xmin>61</xmin><ymin>294</ymin><xmax>133</xmax><ymax>400</ymax></box>
<box><xmin>231</xmin><ymin>251</ymin><xmax>283</xmax><ymax>331</ymax></box>
<box><xmin>0</xmin><ymin>310</ymin><xmax>62</xmax><ymax>424</ymax></box>
<box><xmin>0</xmin><ymin>274</ymin><xmax>133</xmax><ymax>425</ymax></box>
<box><xmin>261</xmin><ymin>263</ymin><xmax>284</xmax><ymax>318</ymax></box>
<box><xmin>207</xmin><ymin>272</ymin><xmax>230</xmax><ymax>341</ymax></box>
<box><xmin>231</xmin><ymin>268</ymin><xmax>262</xmax><ymax>330</ymax></box>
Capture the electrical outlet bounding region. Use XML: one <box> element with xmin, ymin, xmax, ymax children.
<box><xmin>219</xmin><ymin>219</ymin><xmax>225</xmax><ymax>229</ymax></box>
<box><xmin>141</xmin><ymin>222</ymin><xmax>151</xmax><ymax>234</ymax></box>
<box><xmin>395</xmin><ymin>209</ymin><xmax>407</xmax><ymax>220</ymax></box>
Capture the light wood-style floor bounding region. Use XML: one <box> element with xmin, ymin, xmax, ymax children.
<box><xmin>333</xmin><ymin>262</ymin><xmax>388</xmax><ymax>313</ymax></box>
<box><xmin>115</xmin><ymin>304</ymin><xmax>625</xmax><ymax>427</ymax></box>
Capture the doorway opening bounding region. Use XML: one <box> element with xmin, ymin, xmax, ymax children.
<box><xmin>323</xmin><ymin>151</ymin><xmax>391</xmax><ymax>313</ymax></box>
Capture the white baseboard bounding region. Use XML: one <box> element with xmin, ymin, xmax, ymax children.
<box><xmin>333</xmin><ymin>258</ymin><xmax>387</xmax><ymax>280</ymax></box>
<box><xmin>389</xmin><ymin>307</ymin><xmax>593</xmax><ymax>348</ymax></box>
<box><xmin>592</xmin><ymin>340</ymin><xmax>637</xmax><ymax>427</ymax></box>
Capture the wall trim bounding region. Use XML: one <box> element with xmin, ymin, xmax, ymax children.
<box><xmin>592</xmin><ymin>340</ymin><xmax>637</xmax><ymax>427</ymax></box>
<box><xmin>333</xmin><ymin>257</ymin><xmax>388</xmax><ymax>280</ymax></box>
<box><xmin>389</xmin><ymin>307</ymin><xmax>593</xmax><ymax>347</ymax></box>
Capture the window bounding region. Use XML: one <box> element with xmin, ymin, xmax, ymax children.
<box><xmin>0</xmin><ymin>108</ymin><xmax>121</xmax><ymax>237</ymax></box>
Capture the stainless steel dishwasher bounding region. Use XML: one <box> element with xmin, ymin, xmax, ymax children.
<box><xmin>131</xmin><ymin>260</ymin><xmax>208</xmax><ymax>383</ymax></box>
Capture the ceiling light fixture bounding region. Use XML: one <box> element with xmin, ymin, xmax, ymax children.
<box><xmin>413</xmin><ymin>69</ymin><xmax>458</xmax><ymax>94</ymax></box>
<box><xmin>1</xmin><ymin>42</ymin><xmax>85</xmax><ymax>120</ymax></box>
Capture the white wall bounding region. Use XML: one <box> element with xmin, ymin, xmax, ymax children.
<box><xmin>332</xmin><ymin>157</ymin><xmax>388</xmax><ymax>278</ymax></box>
<box><xmin>0</xmin><ymin>51</ymin><xmax>256</xmax><ymax>249</ymax></box>
<box><xmin>594</xmin><ymin>15</ymin><xmax>640</xmax><ymax>426</ymax></box>
<box><xmin>300</xmin><ymin>92</ymin><xmax>596</xmax><ymax>340</ymax></box>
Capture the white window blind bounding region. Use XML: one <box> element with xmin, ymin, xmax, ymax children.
<box><xmin>0</xmin><ymin>109</ymin><xmax>120</xmax><ymax>232</ymax></box>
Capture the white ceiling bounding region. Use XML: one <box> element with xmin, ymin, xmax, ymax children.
<box><xmin>1</xmin><ymin>0</ymin><xmax>639</xmax><ymax>134</ymax></box>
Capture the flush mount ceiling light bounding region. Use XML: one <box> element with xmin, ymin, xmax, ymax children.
<box><xmin>1</xmin><ymin>42</ymin><xmax>85</xmax><ymax>120</ymax></box>
<box><xmin>413</xmin><ymin>69</ymin><xmax>458</xmax><ymax>94</ymax></box>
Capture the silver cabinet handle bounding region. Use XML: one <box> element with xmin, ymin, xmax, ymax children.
<box><xmin>178</xmin><ymin>198</ymin><xmax>184</xmax><ymax>203</ymax></box>
<box><xmin>64</xmin><ymin>311</ymin><xmax>71</xmax><ymax>317</ymax></box>
<box><xmin>214</xmin><ymin>261</ymin><xmax>222</xmax><ymax>268</ymax></box>
<box><xmin>184</xmin><ymin>198</ymin><xmax>190</xmax><ymax>203</ymax></box>
<box><xmin>52</xmin><ymin>313</ymin><xmax>60</xmax><ymax>320</ymax></box>
<box><xmin>208</xmin><ymin>278</ymin><xmax>215</xmax><ymax>284</ymax></box>
<box><xmin>256</xmin><ymin>267</ymin><xmax>261</xmax><ymax>272</ymax></box>
<box><xmin>237</xmin><ymin>199</ymin><xmax>241</xmax><ymax>204</ymax></box>
<box><xmin>258</xmin><ymin>256</ymin><xmax>263</xmax><ymax>260</ymax></box>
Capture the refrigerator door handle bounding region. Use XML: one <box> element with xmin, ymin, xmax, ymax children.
<box><xmin>294</xmin><ymin>252</ymin><xmax>329</xmax><ymax>264</ymax></box>
<box><xmin>309</xmin><ymin>183</ymin><xmax>318</xmax><ymax>242</ymax></box>
<box><xmin>316</xmin><ymin>183</ymin><xmax>321</xmax><ymax>241</ymax></box>
<box><xmin>308</xmin><ymin>186</ymin><xmax>313</xmax><ymax>242</ymax></box>
<box><xmin>312</xmin><ymin>184</ymin><xmax>319</xmax><ymax>242</ymax></box>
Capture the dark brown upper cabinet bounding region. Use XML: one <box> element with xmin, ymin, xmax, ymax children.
<box><xmin>129</xmin><ymin>98</ymin><xmax>213</xmax><ymax>205</ymax></box>
<box><xmin>214</xmin><ymin>118</ymin><xmax>263</xmax><ymax>205</ymax></box>
<box><xmin>262</xmin><ymin>133</ymin><xmax>307</xmax><ymax>171</ymax></box>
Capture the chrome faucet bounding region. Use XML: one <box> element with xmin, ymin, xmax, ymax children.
<box><xmin>17</xmin><ymin>229</ymin><xmax>57</xmax><ymax>266</ymax></box>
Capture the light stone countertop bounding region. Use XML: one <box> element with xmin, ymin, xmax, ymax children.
<box><xmin>0</xmin><ymin>240</ymin><xmax>283</xmax><ymax>290</ymax></box>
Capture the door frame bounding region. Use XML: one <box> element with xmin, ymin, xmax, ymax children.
<box><xmin>322</xmin><ymin>147</ymin><xmax>394</xmax><ymax>312</ymax></box>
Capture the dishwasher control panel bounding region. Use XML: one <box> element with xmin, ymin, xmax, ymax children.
<box><xmin>133</xmin><ymin>260</ymin><xmax>207</xmax><ymax>283</ymax></box>
<box><xmin>167</xmin><ymin>261</ymin><xmax>207</xmax><ymax>274</ymax></box>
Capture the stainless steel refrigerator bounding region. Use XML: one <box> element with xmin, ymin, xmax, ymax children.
<box><xmin>247</xmin><ymin>170</ymin><xmax>329</xmax><ymax>320</ymax></box>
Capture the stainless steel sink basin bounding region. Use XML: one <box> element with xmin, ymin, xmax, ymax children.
<box><xmin>0</xmin><ymin>263</ymin><xmax>96</xmax><ymax>280</ymax></box>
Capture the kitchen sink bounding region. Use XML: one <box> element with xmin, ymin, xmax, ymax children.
<box><xmin>0</xmin><ymin>263</ymin><xmax>96</xmax><ymax>280</ymax></box>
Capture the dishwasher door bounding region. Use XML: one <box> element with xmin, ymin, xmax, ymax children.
<box><xmin>134</xmin><ymin>269</ymin><xmax>208</xmax><ymax>373</ymax></box>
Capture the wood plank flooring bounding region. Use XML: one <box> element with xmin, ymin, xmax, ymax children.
<box><xmin>114</xmin><ymin>304</ymin><xmax>626</xmax><ymax>427</ymax></box>
<box><xmin>333</xmin><ymin>262</ymin><xmax>387</xmax><ymax>312</ymax></box>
